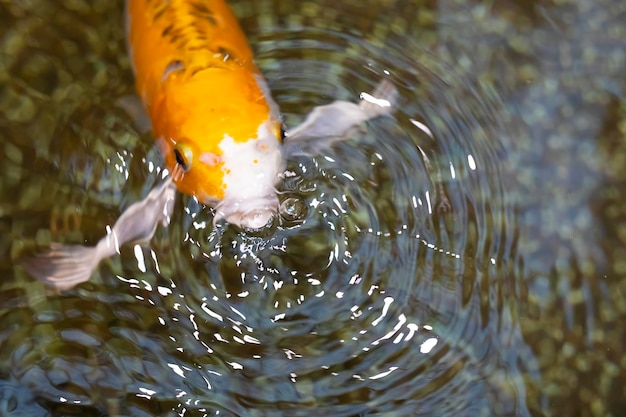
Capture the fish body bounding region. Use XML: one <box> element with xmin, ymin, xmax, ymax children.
<box><xmin>127</xmin><ymin>0</ymin><xmax>283</xmax><ymax>229</ymax></box>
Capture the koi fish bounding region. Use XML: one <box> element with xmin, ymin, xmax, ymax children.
<box><xmin>21</xmin><ymin>0</ymin><xmax>398</xmax><ymax>289</ymax></box>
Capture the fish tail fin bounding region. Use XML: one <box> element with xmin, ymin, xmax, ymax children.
<box><xmin>358</xmin><ymin>79</ymin><xmax>399</xmax><ymax>119</ymax></box>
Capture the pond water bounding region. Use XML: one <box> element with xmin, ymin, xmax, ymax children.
<box><xmin>1</xmin><ymin>0</ymin><xmax>625</xmax><ymax>416</ymax></box>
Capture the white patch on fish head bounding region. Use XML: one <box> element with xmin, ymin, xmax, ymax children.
<box><xmin>213</xmin><ymin>120</ymin><xmax>284</xmax><ymax>230</ymax></box>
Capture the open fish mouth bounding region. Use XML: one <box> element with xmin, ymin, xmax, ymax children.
<box><xmin>225</xmin><ymin>208</ymin><xmax>277</xmax><ymax>232</ymax></box>
<box><xmin>213</xmin><ymin>194</ymin><xmax>279</xmax><ymax>231</ymax></box>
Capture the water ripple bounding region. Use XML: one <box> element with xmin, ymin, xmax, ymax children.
<box><xmin>1</xmin><ymin>1</ymin><xmax>540</xmax><ymax>416</ymax></box>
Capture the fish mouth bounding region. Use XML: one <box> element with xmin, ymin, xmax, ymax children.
<box><xmin>213</xmin><ymin>194</ymin><xmax>279</xmax><ymax>231</ymax></box>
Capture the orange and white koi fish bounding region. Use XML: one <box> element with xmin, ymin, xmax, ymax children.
<box><xmin>22</xmin><ymin>0</ymin><xmax>397</xmax><ymax>289</ymax></box>
<box><xmin>127</xmin><ymin>0</ymin><xmax>285</xmax><ymax>229</ymax></box>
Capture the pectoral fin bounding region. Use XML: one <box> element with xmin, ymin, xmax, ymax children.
<box><xmin>285</xmin><ymin>79</ymin><xmax>398</xmax><ymax>147</ymax></box>
<box><xmin>21</xmin><ymin>178</ymin><xmax>177</xmax><ymax>290</ymax></box>
<box><xmin>116</xmin><ymin>94</ymin><xmax>152</xmax><ymax>135</ymax></box>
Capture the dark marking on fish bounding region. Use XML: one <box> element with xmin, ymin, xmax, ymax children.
<box><xmin>149</xmin><ymin>0</ymin><xmax>241</xmax><ymax>72</ymax></box>
<box><xmin>189</xmin><ymin>1</ymin><xmax>217</xmax><ymax>25</ymax></box>
<box><xmin>216</xmin><ymin>46</ymin><xmax>233</xmax><ymax>62</ymax></box>
<box><xmin>161</xmin><ymin>23</ymin><xmax>174</xmax><ymax>38</ymax></box>
<box><xmin>153</xmin><ymin>3</ymin><xmax>168</xmax><ymax>22</ymax></box>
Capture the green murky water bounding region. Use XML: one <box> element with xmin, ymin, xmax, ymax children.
<box><xmin>1</xmin><ymin>0</ymin><xmax>626</xmax><ymax>416</ymax></box>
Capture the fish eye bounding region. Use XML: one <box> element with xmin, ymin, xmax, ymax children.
<box><xmin>280</xmin><ymin>124</ymin><xmax>286</xmax><ymax>140</ymax></box>
<box><xmin>173</xmin><ymin>143</ymin><xmax>193</xmax><ymax>172</ymax></box>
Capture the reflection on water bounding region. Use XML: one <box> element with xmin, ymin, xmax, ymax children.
<box><xmin>1</xmin><ymin>0</ymin><xmax>626</xmax><ymax>416</ymax></box>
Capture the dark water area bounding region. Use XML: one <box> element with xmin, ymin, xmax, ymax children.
<box><xmin>1</xmin><ymin>0</ymin><xmax>625</xmax><ymax>416</ymax></box>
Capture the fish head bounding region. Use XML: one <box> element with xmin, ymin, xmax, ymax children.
<box><xmin>211</xmin><ymin>119</ymin><xmax>284</xmax><ymax>231</ymax></box>
<box><xmin>153</xmin><ymin>69</ymin><xmax>284</xmax><ymax>231</ymax></box>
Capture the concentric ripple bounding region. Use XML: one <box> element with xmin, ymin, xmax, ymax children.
<box><xmin>2</xmin><ymin>1</ymin><xmax>537</xmax><ymax>416</ymax></box>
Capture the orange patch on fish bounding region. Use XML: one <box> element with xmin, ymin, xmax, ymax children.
<box><xmin>126</xmin><ymin>0</ymin><xmax>281</xmax><ymax>202</ymax></box>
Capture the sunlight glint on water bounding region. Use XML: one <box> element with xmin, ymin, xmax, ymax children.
<box><xmin>0</xmin><ymin>0</ymin><xmax>535</xmax><ymax>416</ymax></box>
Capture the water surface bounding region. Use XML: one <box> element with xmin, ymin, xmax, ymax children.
<box><xmin>1</xmin><ymin>0</ymin><xmax>625</xmax><ymax>416</ymax></box>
